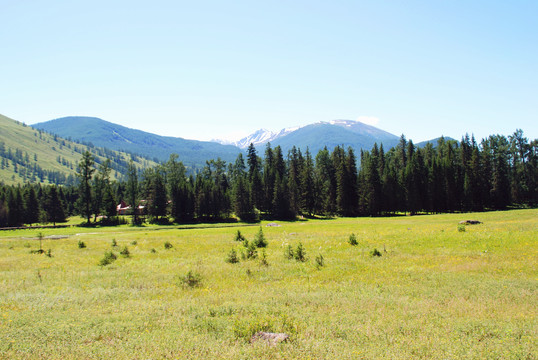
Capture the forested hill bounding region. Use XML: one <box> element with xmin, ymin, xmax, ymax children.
<box><xmin>33</xmin><ymin>116</ymin><xmax>242</xmax><ymax>168</ymax></box>
<box><xmin>0</xmin><ymin>114</ymin><xmax>158</xmax><ymax>186</ymax></box>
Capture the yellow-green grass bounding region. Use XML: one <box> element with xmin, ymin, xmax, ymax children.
<box><xmin>1</xmin><ymin>210</ymin><xmax>536</xmax><ymax>359</ymax></box>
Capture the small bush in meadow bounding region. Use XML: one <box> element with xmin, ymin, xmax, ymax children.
<box><xmin>99</xmin><ymin>251</ymin><xmax>117</xmax><ymax>266</ymax></box>
<box><xmin>348</xmin><ymin>233</ymin><xmax>358</xmax><ymax>246</ymax></box>
<box><xmin>46</xmin><ymin>249</ymin><xmax>52</xmax><ymax>258</ymax></box>
<box><xmin>150</xmin><ymin>248</ymin><xmax>157</xmax><ymax>253</ymax></box>
<box><xmin>179</xmin><ymin>270</ymin><xmax>202</xmax><ymax>288</ymax></box>
<box><xmin>225</xmin><ymin>248</ymin><xmax>240</xmax><ymax>264</ymax></box>
<box><xmin>294</xmin><ymin>242</ymin><xmax>307</xmax><ymax>262</ymax></box>
<box><xmin>111</xmin><ymin>238</ymin><xmax>117</xmax><ymax>247</ymax></box>
<box><xmin>120</xmin><ymin>246</ymin><xmax>130</xmax><ymax>257</ymax></box>
<box><xmin>285</xmin><ymin>244</ymin><xmax>294</xmax><ymax>260</ymax></box>
<box><xmin>234</xmin><ymin>230</ymin><xmax>246</xmax><ymax>242</ymax></box>
<box><xmin>253</xmin><ymin>227</ymin><xmax>268</xmax><ymax>248</ymax></box>
<box><xmin>130</xmin><ymin>240</ymin><xmax>138</xmax><ymax>245</ymax></box>
<box><xmin>78</xmin><ymin>240</ymin><xmax>86</xmax><ymax>249</ymax></box>
<box><xmin>259</xmin><ymin>249</ymin><xmax>269</xmax><ymax>266</ymax></box>
<box><xmin>243</xmin><ymin>240</ymin><xmax>258</xmax><ymax>260</ymax></box>
<box><xmin>315</xmin><ymin>253</ymin><xmax>324</xmax><ymax>268</ymax></box>
<box><xmin>370</xmin><ymin>248</ymin><xmax>382</xmax><ymax>257</ymax></box>
<box><xmin>458</xmin><ymin>224</ymin><xmax>466</xmax><ymax>232</ymax></box>
<box><xmin>164</xmin><ymin>241</ymin><xmax>173</xmax><ymax>249</ymax></box>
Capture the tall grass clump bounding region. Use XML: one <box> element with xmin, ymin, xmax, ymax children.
<box><xmin>315</xmin><ymin>253</ymin><xmax>324</xmax><ymax>269</ymax></box>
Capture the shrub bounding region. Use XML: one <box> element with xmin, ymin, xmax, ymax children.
<box><xmin>259</xmin><ymin>249</ymin><xmax>269</xmax><ymax>266</ymax></box>
<box><xmin>111</xmin><ymin>238</ymin><xmax>117</xmax><ymax>247</ymax></box>
<box><xmin>99</xmin><ymin>251</ymin><xmax>117</xmax><ymax>266</ymax></box>
<box><xmin>164</xmin><ymin>241</ymin><xmax>173</xmax><ymax>249</ymax></box>
<box><xmin>226</xmin><ymin>248</ymin><xmax>240</xmax><ymax>264</ymax></box>
<box><xmin>294</xmin><ymin>242</ymin><xmax>306</xmax><ymax>262</ymax></box>
<box><xmin>458</xmin><ymin>224</ymin><xmax>466</xmax><ymax>232</ymax></box>
<box><xmin>285</xmin><ymin>244</ymin><xmax>294</xmax><ymax>260</ymax></box>
<box><xmin>253</xmin><ymin>227</ymin><xmax>268</xmax><ymax>248</ymax></box>
<box><xmin>120</xmin><ymin>246</ymin><xmax>130</xmax><ymax>257</ymax></box>
<box><xmin>243</xmin><ymin>240</ymin><xmax>258</xmax><ymax>260</ymax></box>
<box><xmin>46</xmin><ymin>249</ymin><xmax>52</xmax><ymax>258</ymax></box>
<box><xmin>348</xmin><ymin>233</ymin><xmax>358</xmax><ymax>246</ymax></box>
<box><xmin>315</xmin><ymin>253</ymin><xmax>324</xmax><ymax>268</ymax></box>
<box><xmin>234</xmin><ymin>230</ymin><xmax>246</xmax><ymax>242</ymax></box>
<box><xmin>78</xmin><ymin>240</ymin><xmax>86</xmax><ymax>249</ymax></box>
<box><xmin>370</xmin><ymin>248</ymin><xmax>382</xmax><ymax>257</ymax></box>
<box><xmin>130</xmin><ymin>240</ymin><xmax>138</xmax><ymax>245</ymax></box>
<box><xmin>150</xmin><ymin>248</ymin><xmax>157</xmax><ymax>253</ymax></box>
<box><xmin>179</xmin><ymin>270</ymin><xmax>202</xmax><ymax>288</ymax></box>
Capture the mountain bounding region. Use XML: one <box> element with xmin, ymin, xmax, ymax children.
<box><xmin>215</xmin><ymin>127</ymin><xmax>300</xmax><ymax>148</ymax></box>
<box><xmin>219</xmin><ymin>119</ymin><xmax>401</xmax><ymax>155</ymax></box>
<box><xmin>0</xmin><ymin>114</ymin><xmax>157</xmax><ymax>186</ymax></box>
<box><xmin>32</xmin><ymin>116</ymin><xmax>242</xmax><ymax>168</ymax></box>
<box><xmin>269</xmin><ymin>121</ymin><xmax>400</xmax><ymax>155</ymax></box>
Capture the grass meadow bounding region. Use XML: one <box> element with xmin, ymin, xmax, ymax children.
<box><xmin>0</xmin><ymin>210</ymin><xmax>536</xmax><ymax>359</ymax></box>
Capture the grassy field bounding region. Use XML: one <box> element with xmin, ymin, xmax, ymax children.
<box><xmin>0</xmin><ymin>210</ymin><xmax>536</xmax><ymax>359</ymax></box>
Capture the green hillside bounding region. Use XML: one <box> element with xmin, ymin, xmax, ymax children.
<box><xmin>0</xmin><ymin>114</ymin><xmax>158</xmax><ymax>185</ymax></box>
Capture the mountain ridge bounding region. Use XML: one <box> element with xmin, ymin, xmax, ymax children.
<box><xmin>0</xmin><ymin>114</ymin><xmax>157</xmax><ymax>186</ymax></box>
<box><xmin>33</xmin><ymin>116</ymin><xmax>243</xmax><ymax>167</ymax></box>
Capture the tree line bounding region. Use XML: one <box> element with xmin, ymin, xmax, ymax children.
<box><xmin>0</xmin><ymin>129</ymin><xmax>536</xmax><ymax>227</ymax></box>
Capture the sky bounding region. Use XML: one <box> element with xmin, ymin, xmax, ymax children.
<box><xmin>1</xmin><ymin>0</ymin><xmax>537</xmax><ymax>143</ymax></box>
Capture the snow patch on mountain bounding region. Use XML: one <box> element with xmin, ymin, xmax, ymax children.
<box><xmin>214</xmin><ymin>119</ymin><xmax>386</xmax><ymax>149</ymax></box>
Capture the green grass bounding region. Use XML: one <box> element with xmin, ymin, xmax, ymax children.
<box><xmin>0</xmin><ymin>210</ymin><xmax>536</xmax><ymax>359</ymax></box>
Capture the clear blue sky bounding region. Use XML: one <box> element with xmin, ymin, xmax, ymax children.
<box><xmin>1</xmin><ymin>0</ymin><xmax>537</xmax><ymax>143</ymax></box>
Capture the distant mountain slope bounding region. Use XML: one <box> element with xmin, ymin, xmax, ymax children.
<box><xmin>33</xmin><ymin>116</ymin><xmax>242</xmax><ymax>167</ymax></box>
<box><xmin>216</xmin><ymin>127</ymin><xmax>300</xmax><ymax>148</ymax></box>
<box><xmin>0</xmin><ymin>114</ymin><xmax>157</xmax><ymax>186</ymax></box>
<box><xmin>247</xmin><ymin>120</ymin><xmax>400</xmax><ymax>155</ymax></box>
<box><xmin>270</xmin><ymin>123</ymin><xmax>398</xmax><ymax>155</ymax></box>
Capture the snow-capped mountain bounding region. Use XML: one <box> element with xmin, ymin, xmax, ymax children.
<box><xmin>215</xmin><ymin>126</ymin><xmax>300</xmax><ymax>149</ymax></box>
<box><xmin>215</xmin><ymin>119</ymin><xmax>399</xmax><ymax>151</ymax></box>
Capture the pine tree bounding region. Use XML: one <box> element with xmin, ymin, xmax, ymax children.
<box><xmin>76</xmin><ymin>151</ymin><xmax>95</xmax><ymax>224</ymax></box>
<box><xmin>247</xmin><ymin>143</ymin><xmax>263</xmax><ymax>211</ymax></box>
<box><xmin>126</xmin><ymin>160</ymin><xmax>139</xmax><ymax>225</ymax></box>
<box><xmin>24</xmin><ymin>186</ymin><xmax>40</xmax><ymax>225</ymax></box>
<box><xmin>300</xmin><ymin>148</ymin><xmax>316</xmax><ymax>216</ymax></box>
<box><xmin>45</xmin><ymin>186</ymin><xmax>66</xmax><ymax>226</ymax></box>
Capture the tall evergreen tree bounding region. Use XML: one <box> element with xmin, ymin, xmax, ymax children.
<box><xmin>23</xmin><ymin>186</ymin><xmax>40</xmax><ymax>225</ymax></box>
<box><xmin>126</xmin><ymin>160</ymin><xmax>139</xmax><ymax>225</ymax></box>
<box><xmin>44</xmin><ymin>186</ymin><xmax>66</xmax><ymax>226</ymax></box>
<box><xmin>300</xmin><ymin>148</ymin><xmax>316</xmax><ymax>216</ymax></box>
<box><xmin>247</xmin><ymin>143</ymin><xmax>263</xmax><ymax>211</ymax></box>
<box><xmin>76</xmin><ymin>151</ymin><xmax>95</xmax><ymax>224</ymax></box>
